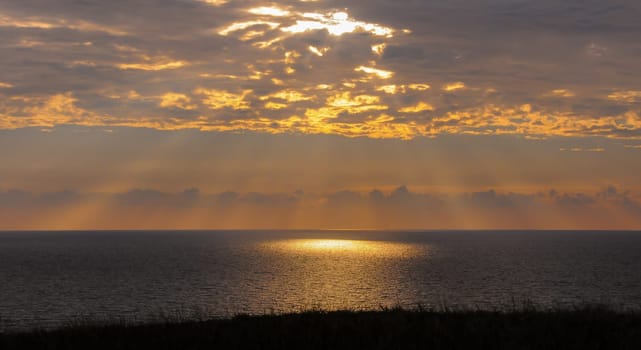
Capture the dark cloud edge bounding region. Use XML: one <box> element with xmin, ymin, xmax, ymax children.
<box><xmin>1</xmin><ymin>185</ymin><xmax>639</xmax><ymax>211</ymax></box>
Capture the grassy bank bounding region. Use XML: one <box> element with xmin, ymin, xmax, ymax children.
<box><xmin>2</xmin><ymin>306</ymin><xmax>641</xmax><ymax>349</ymax></box>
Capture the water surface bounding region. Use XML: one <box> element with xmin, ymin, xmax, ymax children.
<box><xmin>1</xmin><ymin>230</ymin><xmax>640</xmax><ymax>330</ymax></box>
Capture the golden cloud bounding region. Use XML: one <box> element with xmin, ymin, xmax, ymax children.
<box><xmin>398</xmin><ymin>102</ymin><xmax>434</xmax><ymax>113</ymax></box>
<box><xmin>354</xmin><ymin>66</ymin><xmax>393</xmax><ymax>79</ymax></box>
<box><xmin>443</xmin><ymin>82</ymin><xmax>466</xmax><ymax>92</ymax></box>
<box><xmin>159</xmin><ymin>93</ymin><xmax>196</xmax><ymax>110</ymax></box>
<box><xmin>117</xmin><ymin>60</ymin><xmax>187</xmax><ymax>71</ymax></box>
<box><xmin>608</xmin><ymin>90</ymin><xmax>641</xmax><ymax>103</ymax></box>
<box><xmin>280</xmin><ymin>11</ymin><xmax>394</xmax><ymax>37</ymax></box>
<box><xmin>547</xmin><ymin>89</ymin><xmax>576</xmax><ymax>98</ymax></box>
<box><xmin>248</xmin><ymin>6</ymin><xmax>291</xmax><ymax>17</ymax></box>
<box><xmin>3</xmin><ymin>90</ymin><xmax>641</xmax><ymax>141</ymax></box>
<box><xmin>0</xmin><ymin>14</ymin><xmax>127</xmax><ymax>35</ymax></box>
<box><xmin>195</xmin><ymin>88</ymin><xmax>252</xmax><ymax>110</ymax></box>
<box><xmin>264</xmin><ymin>101</ymin><xmax>288</xmax><ymax>110</ymax></box>
<box><xmin>325</xmin><ymin>92</ymin><xmax>388</xmax><ymax>113</ymax></box>
<box><xmin>376</xmin><ymin>84</ymin><xmax>430</xmax><ymax>94</ymax></box>
<box><xmin>199</xmin><ymin>0</ymin><xmax>228</xmax><ymax>6</ymax></box>
<box><xmin>262</xmin><ymin>89</ymin><xmax>312</xmax><ymax>102</ymax></box>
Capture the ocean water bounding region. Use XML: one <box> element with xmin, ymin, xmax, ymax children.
<box><xmin>1</xmin><ymin>230</ymin><xmax>641</xmax><ymax>330</ymax></box>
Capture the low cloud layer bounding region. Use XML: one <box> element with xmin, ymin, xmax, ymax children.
<box><xmin>1</xmin><ymin>186</ymin><xmax>639</xmax><ymax>230</ymax></box>
<box><xmin>1</xmin><ymin>0</ymin><xmax>641</xmax><ymax>139</ymax></box>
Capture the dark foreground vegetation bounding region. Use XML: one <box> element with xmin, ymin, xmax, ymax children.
<box><xmin>2</xmin><ymin>306</ymin><xmax>641</xmax><ymax>349</ymax></box>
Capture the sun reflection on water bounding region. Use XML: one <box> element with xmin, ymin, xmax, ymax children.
<box><xmin>263</xmin><ymin>238</ymin><xmax>423</xmax><ymax>258</ymax></box>
<box><xmin>254</xmin><ymin>238</ymin><xmax>428</xmax><ymax>311</ymax></box>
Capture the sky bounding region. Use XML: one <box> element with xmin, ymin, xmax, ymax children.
<box><xmin>1</xmin><ymin>0</ymin><xmax>641</xmax><ymax>229</ymax></box>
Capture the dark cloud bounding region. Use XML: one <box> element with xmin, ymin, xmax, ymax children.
<box><xmin>1</xmin><ymin>185</ymin><xmax>639</xmax><ymax>229</ymax></box>
<box><xmin>0</xmin><ymin>189</ymin><xmax>31</xmax><ymax>208</ymax></box>
<box><xmin>465</xmin><ymin>190</ymin><xmax>537</xmax><ymax>209</ymax></box>
<box><xmin>0</xmin><ymin>189</ymin><xmax>86</xmax><ymax>208</ymax></box>
<box><xmin>553</xmin><ymin>192</ymin><xmax>597</xmax><ymax>208</ymax></box>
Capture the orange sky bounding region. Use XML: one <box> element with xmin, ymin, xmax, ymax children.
<box><xmin>1</xmin><ymin>0</ymin><xmax>641</xmax><ymax>229</ymax></box>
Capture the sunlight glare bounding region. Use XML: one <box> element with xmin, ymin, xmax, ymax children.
<box><xmin>355</xmin><ymin>66</ymin><xmax>393</xmax><ymax>79</ymax></box>
<box><xmin>248</xmin><ymin>6</ymin><xmax>291</xmax><ymax>17</ymax></box>
<box><xmin>282</xmin><ymin>11</ymin><xmax>394</xmax><ymax>37</ymax></box>
<box><xmin>263</xmin><ymin>239</ymin><xmax>424</xmax><ymax>258</ymax></box>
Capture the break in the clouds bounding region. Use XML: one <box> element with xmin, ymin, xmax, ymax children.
<box><xmin>1</xmin><ymin>0</ymin><xmax>641</xmax><ymax>139</ymax></box>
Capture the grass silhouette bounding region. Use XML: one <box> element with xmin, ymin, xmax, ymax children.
<box><xmin>1</xmin><ymin>305</ymin><xmax>640</xmax><ymax>349</ymax></box>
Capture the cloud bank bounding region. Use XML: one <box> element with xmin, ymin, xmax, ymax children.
<box><xmin>1</xmin><ymin>186</ymin><xmax>639</xmax><ymax>230</ymax></box>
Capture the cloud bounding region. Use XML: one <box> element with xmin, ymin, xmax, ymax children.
<box><xmin>608</xmin><ymin>91</ymin><xmax>641</xmax><ymax>103</ymax></box>
<box><xmin>354</xmin><ymin>66</ymin><xmax>393</xmax><ymax>79</ymax></box>
<box><xmin>546</xmin><ymin>89</ymin><xmax>576</xmax><ymax>98</ymax></box>
<box><xmin>0</xmin><ymin>189</ymin><xmax>86</xmax><ymax>208</ymax></box>
<box><xmin>159</xmin><ymin>93</ymin><xmax>196</xmax><ymax>110</ymax></box>
<box><xmin>559</xmin><ymin>147</ymin><xmax>605</xmax><ymax>152</ymax></box>
<box><xmin>116</xmin><ymin>59</ymin><xmax>187</xmax><ymax>71</ymax></box>
<box><xmin>442</xmin><ymin>82</ymin><xmax>466</xmax><ymax>92</ymax></box>
<box><xmin>195</xmin><ymin>88</ymin><xmax>253</xmax><ymax>110</ymax></box>
<box><xmin>2</xmin><ymin>185</ymin><xmax>639</xmax><ymax>229</ymax></box>
<box><xmin>0</xmin><ymin>0</ymin><xmax>640</xmax><ymax>140</ymax></box>
<box><xmin>398</xmin><ymin>102</ymin><xmax>433</xmax><ymax>113</ymax></box>
<box><xmin>464</xmin><ymin>189</ymin><xmax>536</xmax><ymax>209</ymax></box>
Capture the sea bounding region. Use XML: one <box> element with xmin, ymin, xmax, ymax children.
<box><xmin>1</xmin><ymin>230</ymin><xmax>640</xmax><ymax>330</ymax></box>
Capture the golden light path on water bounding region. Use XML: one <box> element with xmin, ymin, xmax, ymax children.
<box><xmin>249</xmin><ymin>238</ymin><xmax>431</xmax><ymax>312</ymax></box>
<box><xmin>262</xmin><ymin>238</ymin><xmax>424</xmax><ymax>258</ymax></box>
